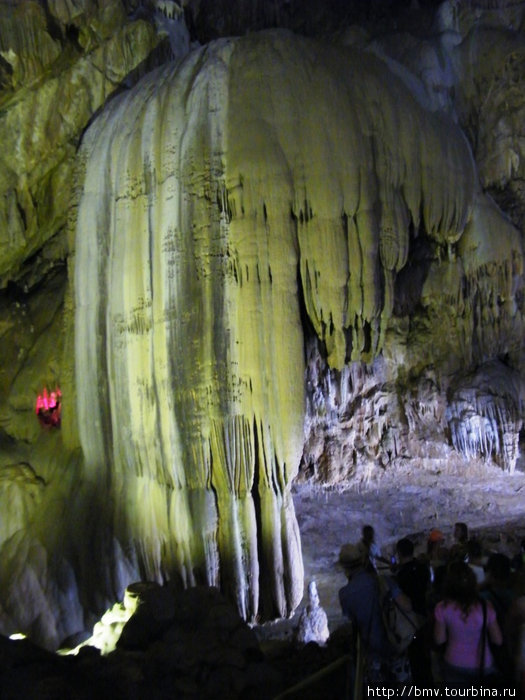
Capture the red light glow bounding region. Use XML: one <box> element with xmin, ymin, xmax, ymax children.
<box><xmin>35</xmin><ymin>387</ymin><xmax>62</xmax><ymax>427</ymax></box>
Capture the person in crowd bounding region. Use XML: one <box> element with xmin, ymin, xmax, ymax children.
<box><xmin>394</xmin><ymin>537</ymin><xmax>432</xmax><ymax>684</ymax></box>
<box><xmin>481</xmin><ymin>553</ymin><xmax>515</xmax><ymax>626</ymax></box>
<box><xmin>506</xmin><ymin>575</ymin><xmax>525</xmax><ymax>695</ymax></box>
<box><xmin>513</xmin><ymin>619</ymin><xmax>525</xmax><ymax>698</ymax></box>
<box><xmin>446</xmin><ymin>522</ymin><xmax>469</xmax><ymax>563</ymax></box>
<box><xmin>511</xmin><ymin>540</ymin><xmax>525</xmax><ymax>573</ymax></box>
<box><xmin>395</xmin><ymin>537</ymin><xmax>430</xmax><ymax>616</ymax></box>
<box><xmin>454</xmin><ymin>522</ymin><xmax>469</xmax><ymax>547</ymax></box>
<box><xmin>480</xmin><ymin>552</ymin><xmax>516</xmax><ymax>682</ymax></box>
<box><xmin>339</xmin><ymin>542</ymin><xmax>412</xmax><ymax>682</ymax></box>
<box><xmin>358</xmin><ymin>524</ymin><xmax>391</xmax><ymax>570</ymax></box>
<box><xmin>426</xmin><ymin>529</ymin><xmax>449</xmax><ymax>598</ymax></box>
<box><xmin>427</xmin><ymin>529</ymin><xmax>448</xmax><ymax>562</ymax></box>
<box><xmin>434</xmin><ymin>561</ymin><xmax>503</xmax><ymax>684</ymax></box>
<box><xmin>466</xmin><ymin>538</ymin><xmax>486</xmax><ymax>585</ymax></box>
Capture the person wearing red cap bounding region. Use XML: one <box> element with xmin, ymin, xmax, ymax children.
<box><xmin>428</xmin><ymin>528</ymin><xmax>445</xmax><ymax>545</ymax></box>
<box><xmin>427</xmin><ymin>529</ymin><xmax>447</xmax><ymax>563</ymax></box>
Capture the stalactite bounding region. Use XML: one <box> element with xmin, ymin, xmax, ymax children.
<box><xmin>70</xmin><ymin>30</ymin><xmax>517</xmax><ymax>620</ymax></box>
<box><xmin>447</xmin><ymin>360</ymin><xmax>522</xmax><ymax>472</ymax></box>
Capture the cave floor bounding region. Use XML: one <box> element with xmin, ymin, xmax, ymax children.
<box><xmin>256</xmin><ymin>458</ymin><xmax>525</xmax><ymax>642</ymax></box>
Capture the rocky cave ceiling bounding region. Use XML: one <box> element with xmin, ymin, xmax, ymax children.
<box><xmin>0</xmin><ymin>0</ymin><xmax>523</xmax><ymax>650</ymax></box>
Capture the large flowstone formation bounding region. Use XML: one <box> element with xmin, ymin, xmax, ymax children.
<box><xmin>0</xmin><ymin>3</ymin><xmax>523</xmax><ymax>650</ymax></box>
<box><xmin>66</xmin><ymin>28</ymin><xmax>519</xmax><ymax>633</ymax></box>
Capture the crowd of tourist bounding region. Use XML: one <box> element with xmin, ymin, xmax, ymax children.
<box><xmin>338</xmin><ymin>523</ymin><xmax>525</xmax><ymax>691</ymax></box>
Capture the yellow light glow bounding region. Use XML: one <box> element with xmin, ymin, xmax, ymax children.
<box><xmin>59</xmin><ymin>599</ymin><xmax>133</xmax><ymax>656</ymax></box>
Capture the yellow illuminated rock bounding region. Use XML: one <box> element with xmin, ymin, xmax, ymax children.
<box><xmin>0</xmin><ymin>2</ymin><xmax>523</xmax><ymax>651</ymax></box>
<box><xmin>68</xmin><ymin>30</ymin><xmax>491</xmax><ymax>622</ymax></box>
<box><xmin>0</xmin><ymin>7</ymin><xmax>163</xmax><ymax>284</ymax></box>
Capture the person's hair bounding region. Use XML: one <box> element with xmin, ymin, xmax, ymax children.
<box><xmin>396</xmin><ymin>537</ymin><xmax>414</xmax><ymax>558</ymax></box>
<box><xmin>454</xmin><ymin>522</ymin><xmax>468</xmax><ymax>541</ymax></box>
<box><xmin>442</xmin><ymin>561</ymin><xmax>478</xmax><ymax>618</ymax></box>
<box><xmin>362</xmin><ymin>525</ymin><xmax>374</xmax><ymax>543</ymax></box>
<box><xmin>485</xmin><ymin>553</ymin><xmax>511</xmax><ymax>583</ymax></box>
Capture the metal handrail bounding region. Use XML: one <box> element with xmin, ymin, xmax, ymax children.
<box><xmin>272</xmin><ymin>651</ymin><xmax>354</xmax><ymax>699</ymax></box>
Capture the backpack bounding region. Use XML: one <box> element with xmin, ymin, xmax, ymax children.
<box><xmin>378</xmin><ymin>576</ymin><xmax>422</xmax><ymax>654</ymax></box>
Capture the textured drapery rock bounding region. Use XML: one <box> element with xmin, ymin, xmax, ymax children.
<box><xmin>0</xmin><ymin>0</ymin><xmax>523</xmax><ymax>651</ymax></box>
<box><xmin>68</xmin><ymin>29</ymin><xmax>488</xmax><ymax>621</ymax></box>
<box><xmin>0</xmin><ymin>1</ymin><xmax>164</xmax><ymax>286</ymax></box>
<box><xmin>301</xmin><ymin>189</ymin><xmax>523</xmax><ymax>484</ymax></box>
<box><xmin>447</xmin><ymin>360</ymin><xmax>523</xmax><ymax>472</ymax></box>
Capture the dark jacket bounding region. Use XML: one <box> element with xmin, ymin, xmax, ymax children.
<box><xmin>395</xmin><ymin>558</ymin><xmax>430</xmax><ymax>616</ymax></box>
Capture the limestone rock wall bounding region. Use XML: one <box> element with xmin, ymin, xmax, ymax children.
<box><xmin>67</xmin><ymin>25</ymin><xmax>522</xmax><ymax>633</ymax></box>
<box><xmin>447</xmin><ymin>360</ymin><xmax>523</xmax><ymax>471</ymax></box>
<box><xmin>297</xmin><ymin>0</ymin><xmax>525</xmax><ymax>486</ymax></box>
<box><xmin>0</xmin><ymin>0</ymin><xmax>166</xmax><ymax>286</ymax></box>
<box><xmin>66</xmin><ymin>28</ymin><xmax>485</xmax><ymax>625</ymax></box>
<box><xmin>0</xmin><ymin>0</ymin><xmax>522</xmax><ymax>650</ymax></box>
<box><xmin>0</xmin><ymin>0</ymin><xmax>171</xmax><ymax>649</ymax></box>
